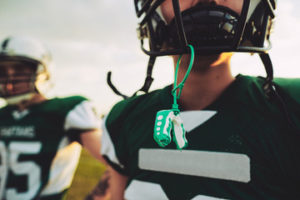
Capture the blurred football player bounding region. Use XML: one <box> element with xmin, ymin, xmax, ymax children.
<box><xmin>0</xmin><ymin>36</ymin><xmax>105</xmax><ymax>200</ymax></box>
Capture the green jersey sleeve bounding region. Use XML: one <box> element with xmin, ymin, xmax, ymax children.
<box><xmin>101</xmin><ymin>97</ymin><xmax>142</xmax><ymax>174</ymax></box>
<box><xmin>101</xmin><ymin>88</ymin><xmax>171</xmax><ymax>175</ymax></box>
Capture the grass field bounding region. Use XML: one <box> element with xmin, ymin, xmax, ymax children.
<box><xmin>66</xmin><ymin>148</ymin><xmax>107</xmax><ymax>200</ymax></box>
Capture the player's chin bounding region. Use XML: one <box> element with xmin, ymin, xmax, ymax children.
<box><xmin>4</xmin><ymin>88</ymin><xmax>32</xmax><ymax>97</ymax></box>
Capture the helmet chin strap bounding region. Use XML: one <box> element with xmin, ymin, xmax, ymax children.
<box><xmin>259</xmin><ymin>53</ymin><xmax>300</xmax><ymax>132</ymax></box>
<box><xmin>106</xmin><ymin>56</ymin><xmax>156</xmax><ymax>99</ymax></box>
<box><xmin>259</xmin><ymin>53</ymin><xmax>274</xmax><ymax>97</ymax></box>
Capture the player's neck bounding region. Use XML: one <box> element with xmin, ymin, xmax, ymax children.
<box><xmin>175</xmin><ymin>58</ymin><xmax>235</xmax><ymax>111</ymax></box>
<box><xmin>16</xmin><ymin>94</ymin><xmax>47</xmax><ymax>111</ymax></box>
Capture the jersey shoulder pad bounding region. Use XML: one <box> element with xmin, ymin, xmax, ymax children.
<box><xmin>0</xmin><ymin>105</ymin><xmax>13</xmax><ymax>118</ymax></box>
<box><xmin>40</xmin><ymin>95</ymin><xmax>89</xmax><ymax>116</ymax></box>
<box><xmin>106</xmin><ymin>87</ymin><xmax>166</xmax><ymax>128</ymax></box>
<box><xmin>274</xmin><ymin>77</ymin><xmax>300</xmax><ymax>104</ymax></box>
<box><xmin>103</xmin><ymin>88</ymin><xmax>167</xmax><ymax>173</ymax></box>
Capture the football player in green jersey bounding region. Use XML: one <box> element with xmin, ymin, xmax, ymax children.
<box><xmin>102</xmin><ymin>0</ymin><xmax>300</xmax><ymax>199</ymax></box>
<box><xmin>0</xmin><ymin>36</ymin><xmax>106</xmax><ymax>200</ymax></box>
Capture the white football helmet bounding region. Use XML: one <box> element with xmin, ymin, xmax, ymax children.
<box><xmin>0</xmin><ymin>36</ymin><xmax>52</xmax><ymax>104</ymax></box>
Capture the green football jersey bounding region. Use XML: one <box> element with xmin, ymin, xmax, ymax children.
<box><xmin>0</xmin><ymin>96</ymin><xmax>100</xmax><ymax>200</ymax></box>
<box><xmin>102</xmin><ymin>75</ymin><xmax>300</xmax><ymax>200</ymax></box>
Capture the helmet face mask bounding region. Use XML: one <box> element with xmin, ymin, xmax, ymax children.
<box><xmin>0</xmin><ymin>36</ymin><xmax>52</xmax><ymax>104</ymax></box>
<box><xmin>166</xmin><ymin>4</ymin><xmax>241</xmax><ymax>53</ymax></box>
<box><xmin>135</xmin><ymin>0</ymin><xmax>276</xmax><ymax>56</ymax></box>
<box><xmin>0</xmin><ymin>60</ymin><xmax>37</xmax><ymax>98</ymax></box>
<box><xmin>108</xmin><ymin>0</ymin><xmax>277</xmax><ymax>97</ymax></box>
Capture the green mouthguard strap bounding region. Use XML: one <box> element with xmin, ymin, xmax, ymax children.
<box><xmin>172</xmin><ymin>44</ymin><xmax>195</xmax><ymax>115</ymax></box>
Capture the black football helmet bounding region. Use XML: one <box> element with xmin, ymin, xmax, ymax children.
<box><xmin>108</xmin><ymin>0</ymin><xmax>276</xmax><ymax>96</ymax></box>
<box><xmin>135</xmin><ymin>0</ymin><xmax>276</xmax><ymax>56</ymax></box>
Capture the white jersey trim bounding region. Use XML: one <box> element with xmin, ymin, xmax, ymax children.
<box><xmin>101</xmin><ymin>116</ymin><xmax>124</xmax><ymax>168</ymax></box>
<box><xmin>139</xmin><ymin>149</ymin><xmax>250</xmax><ymax>183</ymax></box>
<box><xmin>180</xmin><ymin>110</ymin><xmax>217</xmax><ymax>132</ymax></box>
<box><xmin>125</xmin><ymin>179</ymin><xmax>168</xmax><ymax>200</ymax></box>
<box><xmin>64</xmin><ymin>100</ymin><xmax>100</xmax><ymax>131</ymax></box>
<box><xmin>40</xmin><ymin>137</ymin><xmax>82</xmax><ymax>195</ymax></box>
<box><xmin>191</xmin><ymin>195</ymin><xmax>227</xmax><ymax>200</ymax></box>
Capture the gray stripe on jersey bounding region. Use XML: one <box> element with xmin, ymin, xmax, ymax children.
<box><xmin>125</xmin><ymin>179</ymin><xmax>168</xmax><ymax>200</ymax></box>
<box><xmin>139</xmin><ymin>149</ymin><xmax>250</xmax><ymax>183</ymax></box>
<box><xmin>101</xmin><ymin>116</ymin><xmax>124</xmax><ymax>168</ymax></box>
<box><xmin>64</xmin><ymin>100</ymin><xmax>100</xmax><ymax>131</ymax></box>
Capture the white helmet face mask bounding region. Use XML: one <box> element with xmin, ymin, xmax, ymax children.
<box><xmin>0</xmin><ymin>36</ymin><xmax>52</xmax><ymax>105</ymax></box>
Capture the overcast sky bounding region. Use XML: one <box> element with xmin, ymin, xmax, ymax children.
<box><xmin>0</xmin><ymin>0</ymin><xmax>299</xmax><ymax>114</ymax></box>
